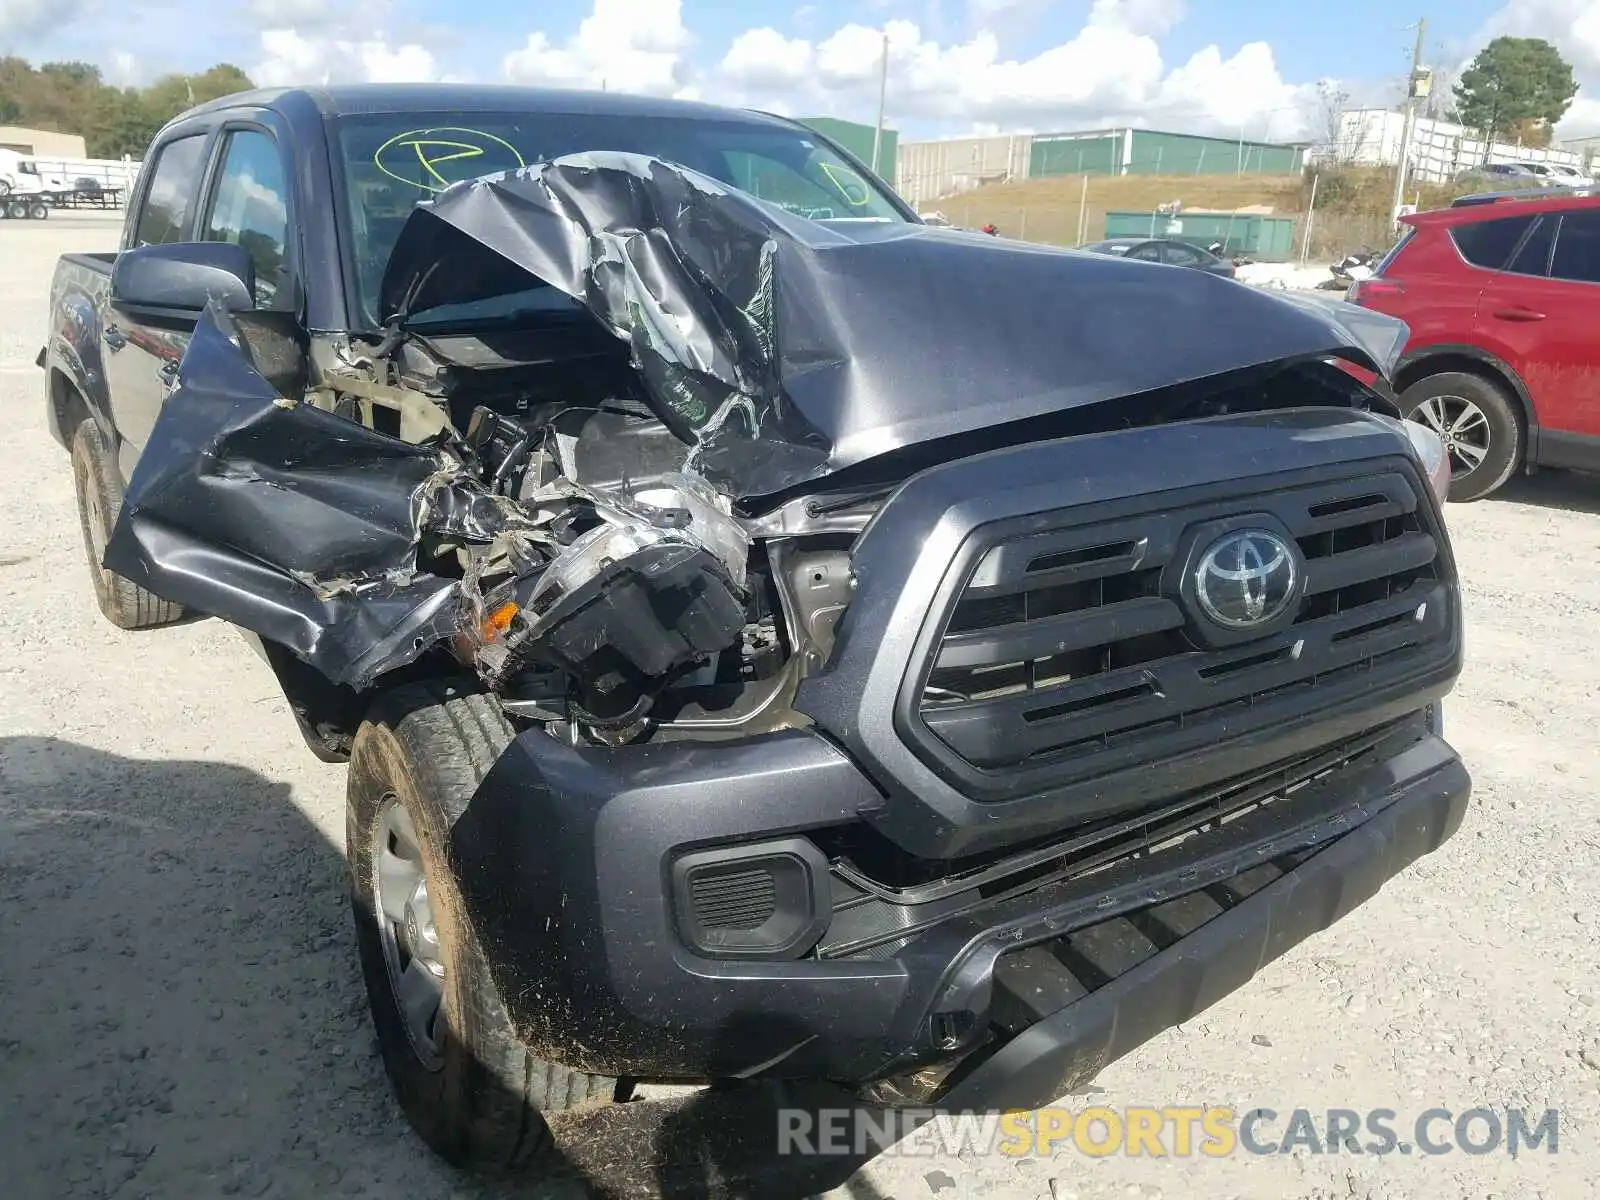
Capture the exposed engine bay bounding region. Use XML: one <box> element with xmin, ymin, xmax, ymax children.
<box><xmin>102</xmin><ymin>152</ymin><xmax>1411</xmax><ymax>752</ymax></box>
<box><xmin>101</xmin><ymin>305</ymin><xmax>878</xmax><ymax>751</ymax></box>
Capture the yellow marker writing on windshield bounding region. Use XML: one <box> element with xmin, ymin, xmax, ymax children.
<box><xmin>817</xmin><ymin>162</ymin><xmax>871</xmax><ymax>206</ymax></box>
<box><xmin>373</xmin><ymin>127</ymin><xmax>527</xmax><ymax>193</ymax></box>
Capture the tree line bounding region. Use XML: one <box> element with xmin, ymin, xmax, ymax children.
<box><xmin>0</xmin><ymin>59</ymin><xmax>255</xmax><ymax>159</ymax></box>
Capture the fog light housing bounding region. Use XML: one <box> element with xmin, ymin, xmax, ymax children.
<box><xmin>671</xmin><ymin>838</ymin><xmax>830</xmax><ymax>959</ymax></box>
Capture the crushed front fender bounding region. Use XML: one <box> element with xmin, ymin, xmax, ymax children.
<box><xmin>101</xmin><ymin>306</ymin><xmax>521</xmax><ymax>688</ymax></box>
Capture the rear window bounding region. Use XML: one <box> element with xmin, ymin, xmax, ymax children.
<box><xmin>1450</xmin><ymin>215</ymin><xmax>1535</xmax><ymax>269</ymax></box>
<box><xmin>1551</xmin><ymin>210</ymin><xmax>1600</xmax><ymax>283</ymax></box>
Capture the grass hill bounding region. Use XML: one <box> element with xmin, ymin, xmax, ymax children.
<box><xmin>923</xmin><ymin>167</ymin><xmax>1514</xmax><ymax>257</ymax></box>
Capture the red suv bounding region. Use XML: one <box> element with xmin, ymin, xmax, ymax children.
<box><xmin>1349</xmin><ymin>192</ymin><xmax>1600</xmax><ymax>500</ymax></box>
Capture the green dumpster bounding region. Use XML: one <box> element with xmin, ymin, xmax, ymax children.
<box><xmin>1103</xmin><ymin>211</ymin><xmax>1297</xmax><ymax>261</ymax></box>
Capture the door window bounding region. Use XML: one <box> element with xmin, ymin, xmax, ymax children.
<box><xmin>1160</xmin><ymin>242</ymin><xmax>1203</xmax><ymax>266</ymax></box>
<box><xmin>1125</xmin><ymin>243</ymin><xmax>1162</xmax><ymax>262</ymax></box>
<box><xmin>203</xmin><ymin>130</ymin><xmax>291</xmax><ymax>307</ymax></box>
<box><xmin>1550</xmin><ymin>211</ymin><xmax>1600</xmax><ymax>284</ymax></box>
<box><xmin>133</xmin><ymin>135</ymin><xmax>209</xmax><ymax>247</ymax></box>
<box><xmin>1451</xmin><ymin>215</ymin><xmax>1534</xmax><ymax>269</ymax></box>
<box><xmin>1505</xmin><ymin>216</ymin><xmax>1554</xmax><ymax>277</ymax></box>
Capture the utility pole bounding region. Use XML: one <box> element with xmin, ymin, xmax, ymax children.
<box><xmin>872</xmin><ymin>32</ymin><xmax>889</xmax><ymax>173</ymax></box>
<box><xmin>1391</xmin><ymin>16</ymin><xmax>1427</xmax><ymax>227</ymax></box>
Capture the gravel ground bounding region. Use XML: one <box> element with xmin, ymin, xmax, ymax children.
<box><xmin>1</xmin><ymin>216</ymin><xmax>1596</xmax><ymax>1200</ymax></box>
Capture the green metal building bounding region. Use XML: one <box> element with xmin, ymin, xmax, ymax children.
<box><xmin>1030</xmin><ymin>133</ymin><xmax>1122</xmax><ymax>177</ymax></box>
<box><xmin>798</xmin><ymin>117</ymin><xmax>898</xmax><ymax>184</ymax></box>
<box><xmin>1030</xmin><ymin>128</ymin><xmax>1305</xmax><ymax>178</ymax></box>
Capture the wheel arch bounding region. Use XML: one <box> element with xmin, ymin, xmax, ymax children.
<box><xmin>48</xmin><ymin>366</ymin><xmax>93</xmax><ymax>447</ymax></box>
<box><xmin>251</xmin><ymin>636</ymin><xmax>486</xmax><ymax>765</ymax></box>
<box><xmin>1392</xmin><ymin>345</ymin><xmax>1538</xmax><ymax>467</ymax></box>
<box><xmin>252</xmin><ymin>637</ymin><xmax>369</xmax><ymax>763</ymax></box>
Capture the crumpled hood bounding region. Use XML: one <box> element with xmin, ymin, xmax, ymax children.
<box><xmin>380</xmin><ymin>152</ymin><xmax>1408</xmax><ymax>500</ymax></box>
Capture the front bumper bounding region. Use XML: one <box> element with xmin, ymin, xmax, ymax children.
<box><xmin>446</xmin><ymin>716</ymin><xmax>1469</xmax><ymax>1098</ymax></box>
<box><xmin>938</xmin><ymin>728</ymin><xmax>1467</xmax><ymax>1111</ymax></box>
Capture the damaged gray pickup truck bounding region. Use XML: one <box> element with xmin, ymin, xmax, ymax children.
<box><xmin>43</xmin><ymin>85</ymin><xmax>1471</xmax><ymax>1173</ymax></box>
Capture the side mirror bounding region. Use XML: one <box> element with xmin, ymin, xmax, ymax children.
<box><xmin>111</xmin><ymin>242</ymin><xmax>255</xmax><ymax>319</ymax></box>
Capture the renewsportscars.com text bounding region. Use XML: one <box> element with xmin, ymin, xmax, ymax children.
<box><xmin>778</xmin><ymin>1106</ymin><xmax>1560</xmax><ymax>1159</ymax></box>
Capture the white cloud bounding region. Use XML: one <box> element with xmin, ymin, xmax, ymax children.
<box><xmin>0</xmin><ymin>0</ymin><xmax>85</xmax><ymax>39</ymax></box>
<box><xmin>1091</xmin><ymin>0</ymin><xmax>1186</xmax><ymax>39</ymax></box>
<box><xmin>966</xmin><ymin>0</ymin><xmax>1053</xmax><ymax>34</ymax></box>
<box><xmin>714</xmin><ymin>10</ymin><xmax>1307</xmax><ymax>139</ymax></box>
<box><xmin>252</xmin><ymin>28</ymin><xmax>440</xmax><ymax>85</ymax></box>
<box><xmin>503</xmin><ymin>0</ymin><xmax>691</xmax><ymax>95</ymax></box>
<box><xmin>722</xmin><ymin>28</ymin><xmax>812</xmax><ymax>87</ymax></box>
<box><xmin>43</xmin><ymin>0</ymin><xmax>1327</xmax><ymax>143</ymax></box>
<box><xmin>243</xmin><ymin>0</ymin><xmax>334</xmax><ymax>29</ymax></box>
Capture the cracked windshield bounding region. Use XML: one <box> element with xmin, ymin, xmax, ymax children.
<box><xmin>337</xmin><ymin>113</ymin><xmax>905</xmax><ymax>322</ymax></box>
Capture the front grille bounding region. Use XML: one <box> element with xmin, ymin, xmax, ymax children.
<box><xmin>909</xmin><ymin>465</ymin><xmax>1452</xmax><ymax>794</ymax></box>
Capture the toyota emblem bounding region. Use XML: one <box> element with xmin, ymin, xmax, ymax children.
<box><xmin>1193</xmin><ymin>529</ymin><xmax>1299</xmax><ymax>629</ymax></box>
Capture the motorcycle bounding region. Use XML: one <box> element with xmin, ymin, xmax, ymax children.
<box><xmin>1330</xmin><ymin>249</ymin><xmax>1381</xmax><ymax>283</ymax></box>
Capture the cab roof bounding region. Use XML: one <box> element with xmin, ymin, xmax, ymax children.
<box><xmin>180</xmin><ymin>83</ymin><xmax>799</xmax><ymax>130</ymax></box>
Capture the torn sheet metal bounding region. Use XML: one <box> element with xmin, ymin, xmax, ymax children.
<box><xmin>380</xmin><ymin>151</ymin><xmax>1410</xmax><ymax>500</ymax></box>
<box><xmin>103</xmin><ymin>306</ymin><xmax>753</xmax><ymax>697</ymax></box>
<box><xmin>101</xmin><ymin>307</ymin><xmax>535</xmax><ymax>689</ymax></box>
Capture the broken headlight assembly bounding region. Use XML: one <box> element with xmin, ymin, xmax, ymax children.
<box><xmin>447</xmin><ymin>405</ymin><xmax>772</xmax><ymax>745</ymax></box>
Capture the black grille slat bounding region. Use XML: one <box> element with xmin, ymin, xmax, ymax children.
<box><xmin>935</xmin><ymin>597</ymin><xmax>1183</xmax><ymax>671</ymax></box>
<box><xmin>913</xmin><ymin>467</ymin><xmax>1453</xmax><ymax>783</ymax></box>
<box><xmin>1302</xmin><ymin>532</ymin><xmax>1436</xmax><ymax>596</ymax></box>
<box><xmin>962</xmin><ymin>522</ymin><xmax>1167</xmax><ymax>601</ymax></box>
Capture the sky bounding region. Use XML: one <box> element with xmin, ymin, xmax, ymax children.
<box><xmin>6</xmin><ymin>0</ymin><xmax>1600</xmax><ymax>141</ymax></box>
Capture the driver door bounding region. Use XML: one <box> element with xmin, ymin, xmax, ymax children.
<box><xmin>106</xmin><ymin>133</ymin><xmax>213</xmax><ymax>480</ymax></box>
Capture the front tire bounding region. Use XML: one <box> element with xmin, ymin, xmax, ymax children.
<box><xmin>347</xmin><ymin>682</ymin><xmax>613</xmax><ymax>1172</ymax></box>
<box><xmin>70</xmin><ymin>420</ymin><xmax>184</xmax><ymax>628</ymax></box>
<box><xmin>1398</xmin><ymin>371</ymin><xmax>1521</xmax><ymax>502</ymax></box>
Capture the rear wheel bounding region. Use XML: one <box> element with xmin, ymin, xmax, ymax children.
<box><xmin>6</xmin><ymin>199</ymin><xmax>26</xmax><ymax>219</ymax></box>
<box><xmin>347</xmin><ymin>682</ymin><xmax>614</xmax><ymax>1171</ymax></box>
<box><xmin>1398</xmin><ymin>372</ymin><xmax>1521</xmax><ymax>502</ymax></box>
<box><xmin>27</xmin><ymin>201</ymin><xmax>47</xmax><ymax>220</ymax></box>
<box><xmin>70</xmin><ymin>420</ymin><xmax>184</xmax><ymax>628</ymax></box>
